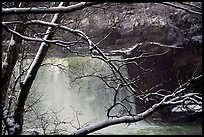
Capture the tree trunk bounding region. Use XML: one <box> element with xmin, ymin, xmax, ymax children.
<box><xmin>2</xmin><ymin>3</ymin><xmax>27</xmax><ymax>135</ymax></box>
<box><xmin>2</xmin><ymin>3</ymin><xmax>27</xmax><ymax>105</ymax></box>
<box><xmin>13</xmin><ymin>2</ymin><xmax>69</xmax><ymax>135</ymax></box>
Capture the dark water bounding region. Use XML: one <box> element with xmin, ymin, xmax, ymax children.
<box><xmin>133</xmin><ymin>123</ymin><xmax>202</xmax><ymax>135</ymax></box>
<box><xmin>91</xmin><ymin>122</ymin><xmax>202</xmax><ymax>135</ymax></box>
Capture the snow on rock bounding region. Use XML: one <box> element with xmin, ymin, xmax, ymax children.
<box><xmin>22</xmin><ymin>129</ymin><xmax>40</xmax><ymax>135</ymax></box>
<box><xmin>191</xmin><ymin>35</ymin><xmax>202</xmax><ymax>44</ymax></box>
<box><xmin>171</xmin><ymin>104</ymin><xmax>202</xmax><ymax>112</ymax></box>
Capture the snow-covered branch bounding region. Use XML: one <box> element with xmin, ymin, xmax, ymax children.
<box><xmin>161</xmin><ymin>2</ymin><xmax>202</xmax><ymax>15</ymax></box>
<box><xmin>2</xmin><ymin>2</ymin><xmax>99</xmax><ymax>15</ymax></box>
<box><xmin>110</xmin><ymin>41</ymin><xmax>182</xmax><ymax>57</ymax></box>
<box><xmin>179</xmin><ymin>2</ymin><xmax>202</xmax><ymax>11</ymax></box>
<box><xmin>2</xmin><ymin>24</ymin><xmax>81</xmax><ymax>46</ymax></box>
<box><xmin>12</xmin><ymin>2</ymin><xmax>68</xmax><ymax>135</ymax></box>
<box><xmin>2</xmin><ymin>2</ymin><xmax>202</xmax><ymax>135</ymax></box>
<box><xmin>21</xmin><ymin>2</ymin><xmax>65</xmax><ymax>85</ymax></box>
<box><xmin>3</xmin><ymin>15</ymin><xmax>138</xmax><ymax>97</ymax></box>
<box><xmin>71</xmin><ymin>75</ymin><xmax>202</xmax><ymax>135</ymax></box>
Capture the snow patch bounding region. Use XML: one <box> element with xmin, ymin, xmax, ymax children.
<box><xmin>10</xmin><ymin>123</ymin><xmax>20</xmax><ymax>133</ymax></box>
<box><xmin>3</xmin><ymin>108</ymin><xmax>8</xmax><ymax>118</ymax></box>
<box><xmin>4</xmin><ymin>117</ymin><xmax>19</xmax><ymax>133</ymax></box>
<box><xmin>23</xmin><ymin>129</ymin><xmax>40</xmax><ymax>135</ymax></box>
<box><xmin>9</xmin><ymin>39</ymin><xmax>16</xmax><ymax>46</ymax></box>
<box><xmin>191</xmin><ymin>35</ymin><xmax>202</xmax><ymax>44</ymax></box>
<box><xmin>81</xmin><ymin>18</ymin><xmax>89</xmax><ymax>26</ymax></box>
<box><xmin>2</xmin><ymin>55</ymin><xmax>8</xmax><ymax>68</ymax></box>
<box><xmin>171</xmin><ymin>105</ymin><xmax>202</xmax><ymax>112</ymax></box>
<box><xmin>6</xmin><ymin>117</ymin><xmax>15</xmax><ymax>127</ymax></box>
<box><xmin>2</xmin><ymin>61</ymin><xmax>8</xmax><ymax>67</ymax></box>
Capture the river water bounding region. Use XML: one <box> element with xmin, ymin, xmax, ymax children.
<box><xmin>92</xmin><ymin>123</ymin><xmax>202</xmax><ymax>135</ymax></box>
<box><xmin>23</xmin><ymin>56</ymin><xmax>202</xmax><ymax>135</ymax></box>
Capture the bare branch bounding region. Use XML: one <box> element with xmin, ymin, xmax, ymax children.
<box><xmin>179</xmin><ymin>2</ymin><xmax>202</xmax><ymax>11</ymax></box>
<box><xmin>161</xmin><ymin>2</ymin><xmax>202</xmax><ymax>15</ymax></box>
<box><xmin>2</xmin><ymin>2</ymin><xmax>100</xmax><ymax>15</ymax></box>
<box><xmin>70</xmin><ymin>74</ymin><xmax>202</xmax><ymax>135</ymax></box>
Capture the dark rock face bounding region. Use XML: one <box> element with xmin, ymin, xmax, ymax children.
<box><xmin>63</xmin><ymin>3</ymin><xmax>202</xmax><ymax>122</ymax></box>
<box><xmin>123</xmin><ymin>28</ymin><xmax>202</xmax><ymax>123</ymax></box>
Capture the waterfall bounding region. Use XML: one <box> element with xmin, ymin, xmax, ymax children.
<box><xmin>23</xmin><ymin>56</ymin><xmax>140</xmax><ymax>134</ymax></box>
<box><xmin>21</xmin><ymin>56</ymin><xmax>202</xmax><ymax>135</ymax></box>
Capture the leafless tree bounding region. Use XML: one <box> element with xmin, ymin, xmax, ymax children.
<box><xmin>2</xmin><ymin>2</ymin><xmax>202</xmax><ymax>135</ymax></box>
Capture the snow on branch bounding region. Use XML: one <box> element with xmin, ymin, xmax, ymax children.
<box><xmin>21</xmin><ymin>8</ymin><xmax>65</xmax><ymax>85</ymax></box>
<box><xmin>2</xmin><ymin>2</ymin><xmax>99</xmax><ymax>15</ymax></box>
<box><xmin>110</xmin><ymin>41</ymin><xmax>183</xmax><ymax>56</ymax></box>
<box><xmin>70</xmin><ymin>75</ymin><xmax>202</xmax><ymax>135</ymax></box>
<box><xmin>3</xmin><ymin>18</ymin><xmax>136</xmax><ymax>96</ymax></box>
<box><xmin>2</xmin><ymin>23</ymin><xmax>81</xmax><ymax>46</ymax></box>
<box><xmin>179</xmin><ymin>2</ymin><xmax>202</xmax><ymax>11</ymax></box>
<box><xmin>2</xmin><ymin>105</ymin><xmax>20</xmax><ymax>135</ymax></box>
<box><xmin>3</xmin><ymin>19</ymin><xmax>93</xmax><ymax>47</ymax></box>
<box><xmin>161</xmin><ymin>2</ymin><xmax>202</xmax><ymax>15</ymax></box>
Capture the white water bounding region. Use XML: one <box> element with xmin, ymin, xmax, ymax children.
<box><xmin>24</xmin><ymin>56</ymin><xmax>149</xmax><ymax>135</ymax></box>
